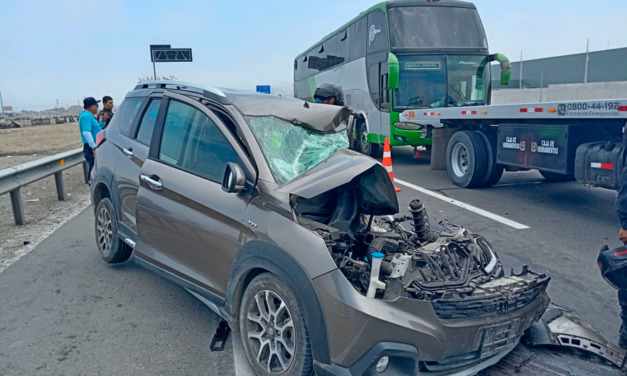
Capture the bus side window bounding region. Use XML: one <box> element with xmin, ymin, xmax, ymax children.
<box><xmin>369</xmin><ymin>64</ymin><xmax>380</xmax><ymax>108</ymax></box>
<box><xmin>336</xmin><ymin>29</ymin><xmax>349</xmax><ymax>65</ymax></box>
<box><xmin>350</xmin><ymin>17</ymin><xmax>366</xmax><ymax>59</ymax></box>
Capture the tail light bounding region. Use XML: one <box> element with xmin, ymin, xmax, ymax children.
<box><xmin>96</xmin><ymin>130</ymin><xmax>105</xmax><ymax>148</ymax></box>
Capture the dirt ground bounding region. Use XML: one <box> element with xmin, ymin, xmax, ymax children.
<box><xmin>0</xmin><ymin>122</ymin><xmax>91</xmax><ymax>273</ymax></box>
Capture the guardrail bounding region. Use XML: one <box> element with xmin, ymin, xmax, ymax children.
<box><xmin>0</xmin><ymin>148</ymin><xmax>89</xmax><ymax>225</ymax></box>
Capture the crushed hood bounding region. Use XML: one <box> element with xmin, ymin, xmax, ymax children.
<box><xmin>277</xmin><ymin>149</ymin><xmax>400</xmax><ymax>216</ymax></box>
<box><xmin>223</xmin><ymin>89</ymin><xmax>352</xmax><ymax>133</ymax></box>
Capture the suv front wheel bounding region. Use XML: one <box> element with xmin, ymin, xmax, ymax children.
<box><xmin>95</xmin><ymin>198</ymin><xmax>133</xmax><ymax>264</ymax></box>
<box><xmin>240</xmin><ymin>273</ymin><xmax>313</xmax><ymax>376</ymax></box>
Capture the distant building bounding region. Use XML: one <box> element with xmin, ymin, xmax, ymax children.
<box><xmin>492</xmin><ymin>47</ymin><xmax>627</xmax><ymax>90</ymax></box>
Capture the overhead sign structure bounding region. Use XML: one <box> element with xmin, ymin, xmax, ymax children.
<box><xmin>3</xmin><ymin>106</ymin><xmax>12</xmax><ymax>111</ymax></box>
<box><xmin>151</xmin><ymin>48</ymin><xmax>193</xmax><ymax>63</ymax></box>
<box><xmin>149</xmin><ymin>44</ymin><xmax>193</xmax><ymax>80</ymax></box>
<box><xmin>256</xmin><ymin>85</ymin><xmax>271</xmax><ymax>94</ymax></box>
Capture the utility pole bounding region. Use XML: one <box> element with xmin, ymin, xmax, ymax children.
<box><xmin>152</xmin><ymin>51</ymin><xmax>157</xmax><ymax>80</ymax></box>
<box><xmin>519</xmin><ymin>50</ymin><xmax>524</xmax><ymax>89</ymax></box>
<box><xmin>0</xmin><ymin>91</ymin><xmax>4</xmax><ymax>115</ymax></box>
<box><xmin>584</xmin><ymin>39</ymin><xmax>590</xmax><ymax>84</ymax></box>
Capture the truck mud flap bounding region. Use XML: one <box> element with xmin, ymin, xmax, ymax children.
<box><xmin>526</xmin><ymin>307</ymin><xmax>626</xmax><ymax>368</ymax></box>
<box><xmin>575</xmin><ymin>140</ymin><xmax>624</xmax><ymax>190</ymax></box>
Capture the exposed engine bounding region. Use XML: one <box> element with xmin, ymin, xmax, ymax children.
<box><xmin>294</xmin><ymin>171</ymin><xmax>550</xmax><ymax>320</ymax></box>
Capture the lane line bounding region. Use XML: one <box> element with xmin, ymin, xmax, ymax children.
<box><xmin>395</xmin><ymin>179</ymin><xmax>530</xmax><ymax>230</ymax></box>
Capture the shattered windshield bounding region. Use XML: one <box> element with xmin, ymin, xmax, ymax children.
<box><xmin>246</xmin><ymin>116</ymin><xmax>349</xmax><ymax>185</ymax></box>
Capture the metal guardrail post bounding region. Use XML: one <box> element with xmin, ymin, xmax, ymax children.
<box><xmin>10</xmin><ymin>189</ymin><xmax>25</xmax><ymax>225</ymax></box>
<box><xmin>54</xmin><ymin>171</ymin><xmax>66</xmax><ymax>201</ymax></box>
<box><xmin>82</xmin><ymin>161</ymin><xmax>89</xmax><ymax>184</ymax></box>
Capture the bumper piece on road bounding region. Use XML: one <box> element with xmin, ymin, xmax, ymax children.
<box><xmin>527</xmin><ymin>307</ymin><xmax>627</xmax><ymax>368</ymax></box>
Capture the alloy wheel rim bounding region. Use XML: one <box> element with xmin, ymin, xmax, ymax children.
<box><xmin>451</xmin><ymin>143</ymin><xmax>470</xmax><ymax>177</ymax></box>
<box><xmin>360</xmin><ymin>129</ymin><xmax>370</xmax><ymax>154</ymax></box>
<box><xmin>97</xmin><ymin>207</ymin><xmax>113</xmax><ymax>257</ymax></box>
<box><xmin>246</xmin><ymin>290</ymin><xmax>295</xmax><ymax>374</ymax></box>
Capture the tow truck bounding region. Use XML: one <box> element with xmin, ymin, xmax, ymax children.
<box><xmin>398</xmin><ymin>99</ymin><xmax>627</xmax><ymax>189</ymax></box>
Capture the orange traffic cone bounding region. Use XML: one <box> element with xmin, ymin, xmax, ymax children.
<box><xmin>382</xmin><ymin>138</ymin><xmax>401</xmax><ymax>193</ymax></box>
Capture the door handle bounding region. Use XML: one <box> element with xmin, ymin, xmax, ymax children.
<box><xmin>123</xmin><ymin>147</ymin><xmax>134</xmax><ymax>157</ymax></box>
<box><xmin>140</xmin><ymin>174</ymin><xmax>163</xmax><ymax>190</ymax></box>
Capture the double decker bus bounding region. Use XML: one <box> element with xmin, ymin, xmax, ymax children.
<box><xmin>294</xmin><ymin>0</ymin><xmax>511</xmax><ymax>157</ymax></box>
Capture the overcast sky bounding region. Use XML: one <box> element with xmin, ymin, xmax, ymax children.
<box><xmin>1</xmin><ymin>0</ymin><xmax>626</xmax><ymax>111</ymax></box>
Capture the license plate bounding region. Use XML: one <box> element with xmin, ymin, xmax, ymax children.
<box><xmin>481</xmin><ymin>320</ymin><xmax>520</xmax><ymax>359</ymax></box>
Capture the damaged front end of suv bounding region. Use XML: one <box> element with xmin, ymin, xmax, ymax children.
<box><xmin>247</xmin><ymin>100</ymin><xmax>550</xmax><ymax>375</ymax></box>
<box><xmin>277</xmin><ymin>150</ymin><xmax>550</xmax><ymax>375</ymax></box>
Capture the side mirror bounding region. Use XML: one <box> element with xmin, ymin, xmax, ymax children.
<box><xmin>489</xmin><ymin>53</ymin><xmax>511</xmax><ymax>86</ymax></box>
<box><xmin>222</xmin><ymin>162</ymin><xmax>246</xmax><ymax>193</ymax></box>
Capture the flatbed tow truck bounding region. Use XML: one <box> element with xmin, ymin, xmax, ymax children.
<box><xmin>397</xmin><ymin>99</ymin><xmax>627</xmax><ymax>190</ymax></box>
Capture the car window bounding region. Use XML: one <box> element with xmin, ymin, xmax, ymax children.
<box><xmin>118</xmin><ymin>98</ymin><xmax>144</xmax><ymax>137</ymax></box>
<box><xmin>159</xmin><ymin>100</ymin><xmax>246</xmax><ymax>183</ymax></box>
<box><xmin>136</xmin><ymin>99</ymin><xmax>162</xmax><ymax>145</ymax></box>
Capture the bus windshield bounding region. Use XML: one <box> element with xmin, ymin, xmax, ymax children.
<box><xmin>388</xmin><ymin>6</ymin><xmax>487</xmax><ymax>49</ymax></box>
<box><xmin>394</xmin><ymin>55</ymin><xmax>491</xmax><ymax>110</ymax></box>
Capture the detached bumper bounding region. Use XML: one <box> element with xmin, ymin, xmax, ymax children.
<box><xmin>312</xmin><ymin>270</ymin><xmax>549</xmax><ymax>374</ymax></box>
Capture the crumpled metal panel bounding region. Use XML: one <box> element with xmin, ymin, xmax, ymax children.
<box><xmin>526</xmin><ymin>307</ymin><xmax>626</xmax><ymax>368</ymax></box>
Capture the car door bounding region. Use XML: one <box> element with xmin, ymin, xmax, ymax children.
<box><xmin>112</xmin><ymin>96</ymin><xmax>161</xmax><ymax>239</ymax></box>
<box><xmin>134</xmin><ymin>91</ymin><xmax>256</xmax><ymax>299</ymax></box>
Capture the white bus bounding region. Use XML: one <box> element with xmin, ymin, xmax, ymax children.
<box><xmin>294</xmin><ymin>0</ymin><xmax>511</xmax><ymax>157</ymax></box>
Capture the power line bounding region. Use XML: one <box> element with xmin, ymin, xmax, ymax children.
<box><xmin>0</xmin><ymin>65</ymin><xmax>84</xmax><ymax>98</ymax></box>
<box><xmin>0</xmin><ymin>42</ymin><xmax>92</xmax><ymax>89</ymax></box>
<box><xmin>0</xmin><ymin>60</ymin><xmax>84</xmax><ymax>94</ymax></box>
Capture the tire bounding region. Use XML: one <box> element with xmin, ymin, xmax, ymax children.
<box><xmin>446</xmin><ymin>130</ymin><xmax>489</xmax><ymax>188</ymax></box>
<box><xmin>477</xmin><ymin>131</ymin><xmax>504</xmax><ymax>187</ymax></box>
<box><xmin>356</xmin><ymin>122</ymin><xmax>380</xmax><ymax>158</ymax></box>
<box><xmin>240</xmin><ymin>273</ymin><xmax>313</xmax><ymax>376</ymax></box>
<box><xmin>539</xmin><ymin>170</ymin><xmax>575</xmax><ymax>182</ymax></box>
<box><xmin>94</xmin><ymin>198</ymin><xmax>133</xmax><ymax>264</ymax></box>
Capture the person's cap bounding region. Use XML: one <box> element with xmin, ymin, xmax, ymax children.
<box><xmin>83</xmin><ymin>97</ymin><xmax>101</xmax><ymax>107</ymax></box>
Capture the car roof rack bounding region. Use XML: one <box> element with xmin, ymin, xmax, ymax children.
<box><xmin>133</xmin><ymin>80</ymin><xmax>230</xmax><ymax>105</ymax></box>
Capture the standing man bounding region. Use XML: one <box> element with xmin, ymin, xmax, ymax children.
<box><xmin>80</xmin><ymin>97</ymin><xmax>105</xmax><ymax>184</ymax></box>
<box><xmin>98</xmin><ymin>96</ymin><xmax>114</xmax><ymax>129</ymax></box>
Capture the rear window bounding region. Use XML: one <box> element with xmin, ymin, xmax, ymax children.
<box><xmin>117</xmin><ymin>98</ymin><xmax>144</xmax><ymax>137</ymax></box>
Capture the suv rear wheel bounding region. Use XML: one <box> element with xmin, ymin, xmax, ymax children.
<box><xmin>95</xmin><ymin>198</ymin><xmax>133</xmax><ymax>264</ymax></box>
<box><xmin>240</xmin><ymin>273</ymin><xmax>313</xmax><ymax>376</ymax></box>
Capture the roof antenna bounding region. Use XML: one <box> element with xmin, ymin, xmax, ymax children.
<box><xmin>303</xmin><ymin>101</ymin><xmax>309</xmax><ymax>109</ymax></box>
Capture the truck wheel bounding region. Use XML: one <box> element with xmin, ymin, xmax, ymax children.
<box><xmin>240</xmin><ymin>273</ymin><xmax>313</xmax><ymax>376</ymax></box>
<box><xmin>540</xmin><ymin>170</ymin><xmax>575</xmax><ymax>182</ymax></box>
<box><xmin>446</xmin><ymin>131</ymin><xmax>488</xmax><ymax>188</ymax></box>
<box><xmin>357</xmin><ymin>123</ymin><xmax>380</xmax><ymax>157</ymax></box>
<box><xmin>94</xmin><ymin>198</ymin><xmax>133</xmax><ymax>264</ymax></box>
<box><xmin>477</xmin><ymin>131</ymin><xmax>504</xmax><ymax>187</ymax></box>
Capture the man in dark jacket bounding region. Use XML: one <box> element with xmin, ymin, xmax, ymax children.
<box><xmin>98</xmin><ymin>96</ymin><xmax>114</xmax><ymax>129</ymax></box>
<box><xmin>314</xmin><ymin>83</ymin><xmax>345</xmax><ymax>106</ymax></box>
<box><xmin>615</xmin><ymin>127</ymin><xmax>627</xmax><ymax>348</ymax></box>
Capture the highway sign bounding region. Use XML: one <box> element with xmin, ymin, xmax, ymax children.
<box><xmin>152</xmin><ymin>48</ymin><xmax>193</xmax><ymax>63</ymax></box>
<box><xmin>256</xmin><ymin>85</ymin><xmax>271</xmax><ymax>94</ymax></box>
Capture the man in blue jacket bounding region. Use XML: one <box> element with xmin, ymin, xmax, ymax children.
<box><xmin>79</xmin><ymin>97</ymin><xmax>105</xmax><ymax>184</ymax></box>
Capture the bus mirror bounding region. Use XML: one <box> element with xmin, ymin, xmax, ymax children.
<box><xmin>388</xmin><ymin>53</ymin><xmax>399</xmax><ymax>89</ymax></box>
<box><xmin>490</xmin><ymin>53</ymin><xmax>511</xmax><ymax>85</ymax></box>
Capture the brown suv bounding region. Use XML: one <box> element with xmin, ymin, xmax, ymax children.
<box><xmin>90</xmin><ymin>81</ymin><xmax>550</xmax><ymax>376</ymax></box>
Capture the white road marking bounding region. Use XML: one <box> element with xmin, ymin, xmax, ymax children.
<box><xmin>395</xmin><ymin>179</ymin><xmax>530</xmax><ymax>230</ymax></box>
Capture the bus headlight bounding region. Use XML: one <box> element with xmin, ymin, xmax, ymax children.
<box><xmin>393</xmin><ymin>122</ymin><xmax>423</xmax><ymax>131</ymax></box>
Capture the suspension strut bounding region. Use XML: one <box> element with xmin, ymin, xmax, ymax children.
<box><xmin>409</xmin><ymin>199</ymin><xmax>437</xmax><ymax>245</ymax></box>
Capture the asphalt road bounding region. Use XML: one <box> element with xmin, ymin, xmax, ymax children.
<box><xmin>0</xmin><ymin>147</ymin><xmax>624</xmax><ymax>376</ymax></box>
